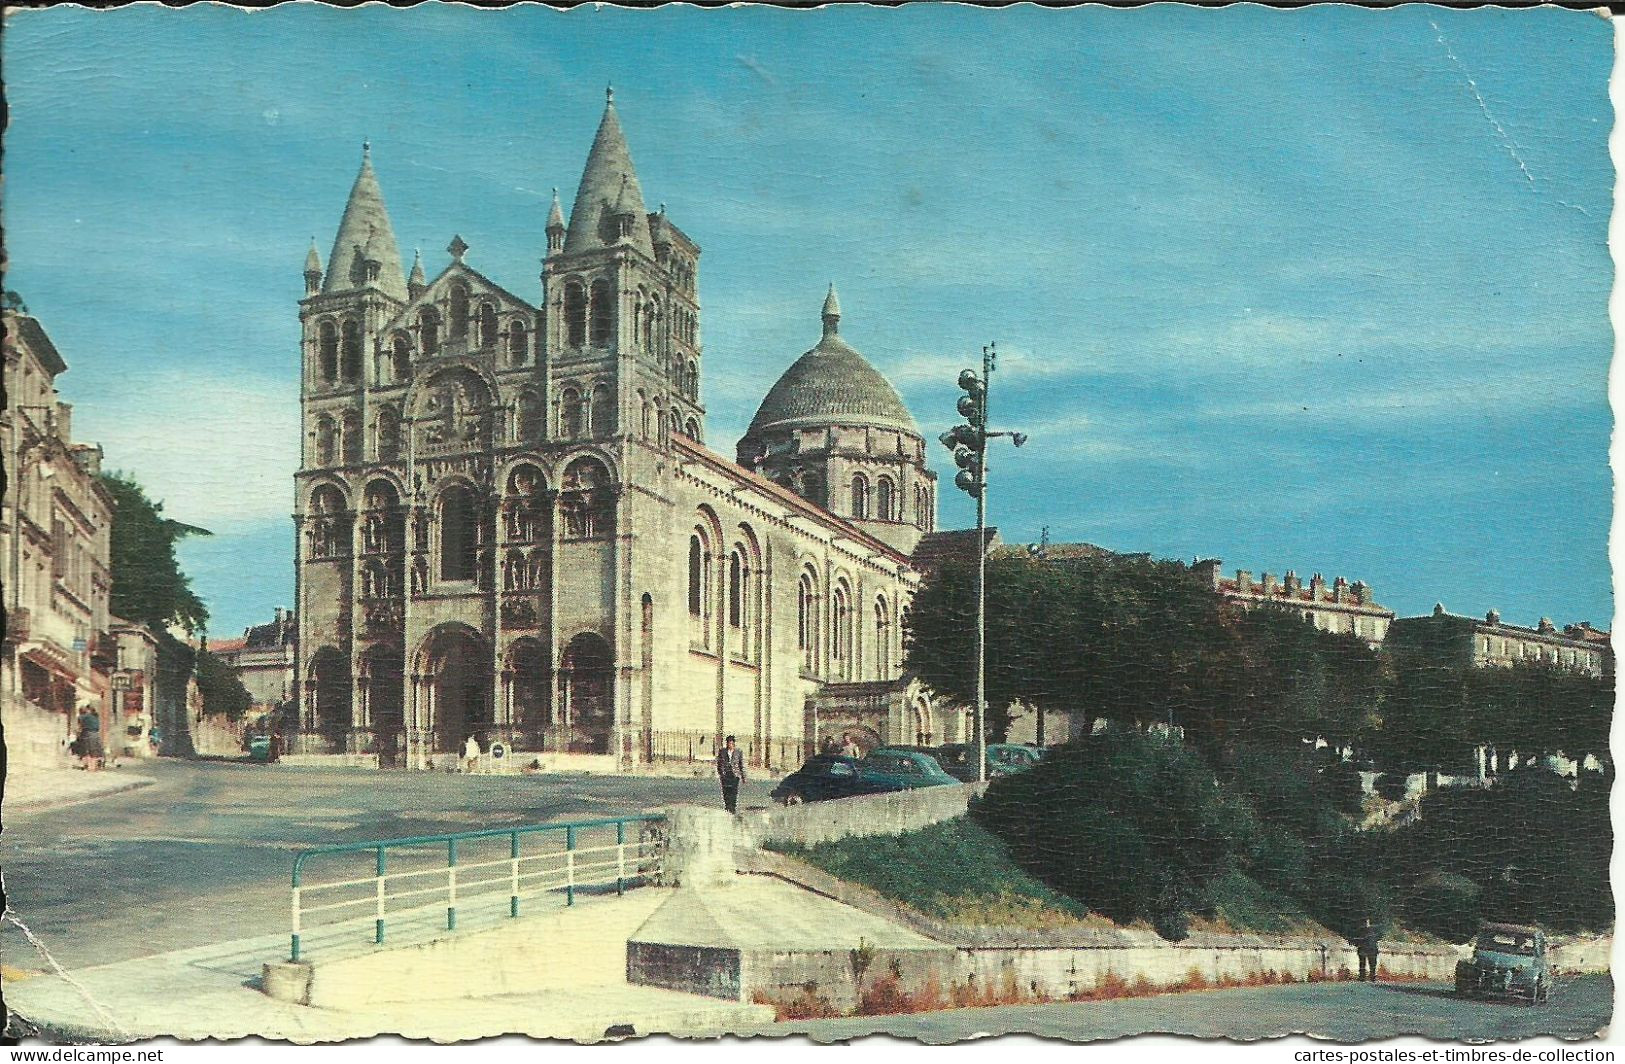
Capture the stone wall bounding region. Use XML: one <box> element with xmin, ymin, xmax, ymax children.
<box><xmin>2</xmin><ymin>695</ymin><xmax>73</xmax><ymax>777</ymax></box>
<box><xmin>740</xmin><ymin>781</ymin><xmax>986</xmax><ymax>850</ymax></box>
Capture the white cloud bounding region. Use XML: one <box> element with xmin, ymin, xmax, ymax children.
<box><xmin>73</xmin><ymin>370</ymin><xmax>299</xmax><ymax>533</ymax></box>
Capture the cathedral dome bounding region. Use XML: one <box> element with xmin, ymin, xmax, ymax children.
<box><xmin>747</xmin><ymin>287</ymin><xmax>920</xmax><ymax>438</ymax></box>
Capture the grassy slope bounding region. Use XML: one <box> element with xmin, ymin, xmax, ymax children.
<box><xmin>773</xmin><ymin>816</ymin><xmax>1331</xmax><ymax>936</ymax></box>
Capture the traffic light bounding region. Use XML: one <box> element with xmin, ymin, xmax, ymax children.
<box><xmin>951</xmin><ymin>369</ymin><xmax>985</xmax><ymax>497</ymax></box>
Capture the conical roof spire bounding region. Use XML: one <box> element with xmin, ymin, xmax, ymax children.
<box><xmin>564</xmin><ymin>92</ymin><xmax>653</xmax><ymax>256</ymax></box>
<box><xmin>324</xmin><ymin>143</ymin><xmax>407</xmax><ymax>301</ymax></box>
<box><xmin>304</xmin><ymin>238</ymin><xmax>322</xmax><ymax>276</ymax></box>
<box><xmin>547</xmin><ymin>187</ymin><xmax>565</xmax><ymax>231</ymax></box>
<box><xmin>822</xmin><ymin>283</ymin><xmax>842</xmax><ymax>336</ymax></box>
<box><xmin>408</xmin><ymin>249</ymin><xmax>425</xmax><ymax>288</ymax></box>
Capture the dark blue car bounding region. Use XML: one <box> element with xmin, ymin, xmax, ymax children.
<box><xmin>771</xmin><ymin>754</ymin><xmax>905</xmax><ymax>805</ymax></box>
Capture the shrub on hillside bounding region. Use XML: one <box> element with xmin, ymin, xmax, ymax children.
<box><xmin>973</xmin><ymin>725</ymin><xmax>1255</xmax><ymax>940</ymax></box>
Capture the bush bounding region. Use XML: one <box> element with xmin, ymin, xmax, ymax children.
<box><xmin>1402</xmin><ymin>873</ymin><xmax>1482</xmax><ymax>944</ymax></box>
<box><xmin>974</xmin><ymin>725</ymin><xmax>1254</xmax><ymax>938</ymax></box>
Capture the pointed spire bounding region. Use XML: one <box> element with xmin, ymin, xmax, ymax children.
<box><xmin>564</xmin><ymin>91</ymin><xmax>653</xmax><ymax>256</ymax></box>
<box><xmin>303</xmin><ymin>238</ymin><xmax>323</xmax><ymax>294</ymax></box>
<box><xmin>821</xmin><ymin>283</ymin><xmax>842</xmax><ymax>337</ymax></box>
<box><xmin>547</xmin><ymin>187</ymin><xmax>565</xmax><ymax>230</ymax></box>
<box><xmin>323</xmin><ymin>142</ymin><xmax>407</xmax><ymax>301</ymax></box>
<box><xmin>408</xmin><ymin>249</ymin><xmax>426</xmax><ymax>292</ymax></box>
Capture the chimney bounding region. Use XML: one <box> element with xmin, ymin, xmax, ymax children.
<box><xmin>1486</xmin><ymin>609</ymin><xmax>1501</xmax><ymax>626</ymax></box>
<box><xmin>1284</xmin><ymin>570</ymin><xmax>1301</xmax><ymax>595</ymax></box>
<box><xmin>1192</xmin><ymin>558</ymin><xmax>1222</xmax><ymax>590</ymax></box>
<box><xmin>1332</xmin><ymin>576</ymin><xmax>1348</xmax><ymax>603</ymax></box>
<box><xmin>1310</xmin><ymin>573</ymin><xmax>1326</xmax><ymax>601</ymax></box>
<box><xmin>1352</xmin><ymin>580</ymin><xmax>1370</xmax><ymax>606</ymax></box>
<box><xmin>1235</xmin><ymin>570</ymin><xmax>1252</xmax><ymax>594</ymax></box>
<box><xmin>1538</xmin><ymin>617</ymin><xmax>1555</xmax><ymax>634</ymax></box>
<box><xmin>1261</xmin><ymin>572</ymin><xmax>1278</xmax><ymax>596</ymax></box>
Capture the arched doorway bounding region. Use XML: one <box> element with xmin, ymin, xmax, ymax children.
<box><xmin>308</xmin><ymin>647</ymin><xmax>351</xmax><ymax>751</ymax></box>
<box><xmin>559</xmin><ymin>632</ymin><xmax>613</xmax><ymax>755</ymax></box>
<box><xmin>505</xmin><ymin>638</ymin><xmax>550</xmax><ymax>750</ymax></box>
<box><xmin>362</xmin><ymin>644</ymin><xmax>405</xmax><ymax>766</ymax></box>
<box><xmin>417</xmin><ymin>625</ymin><xmax>493</xmax><ymax>753</ymax></box>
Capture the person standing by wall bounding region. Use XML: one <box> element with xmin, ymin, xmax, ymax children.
<box><xmin>717</xmin><ymin>734</ymin><xmax>745</xmax><ymax>813</ymax></box>
<box><xmin>1357</xmin><ymin>918</ymin><xmax>1381</xmax><ymax>982</ymax></box>
<box><xmin>75</xmin><ymin>703</ymin><xmax>104</xmax><ymax>771</ymax></box>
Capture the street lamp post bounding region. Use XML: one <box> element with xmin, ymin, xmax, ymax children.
<box><xmin>939</xmin><ymin>343</ymin><xmax>1028</xmax><ymax>784</ymax></box>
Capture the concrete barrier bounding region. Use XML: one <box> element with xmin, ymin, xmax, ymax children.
<box><xmin>740</xmin><ymin>782</ymin><xmax>986</xmax><ymax>850</ymax></box>
<box><xmin>1550</xmin><ymin>933</ymin><xmax>1612</xmax><ymax>975</ymax></box>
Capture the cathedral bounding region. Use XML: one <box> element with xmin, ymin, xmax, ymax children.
<box><xmin>290</xmin><ymin>92</ymin><xmax>962</xmax><ymax>771</ymax></box>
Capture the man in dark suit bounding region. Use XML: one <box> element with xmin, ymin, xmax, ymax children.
<box><xmin>717</xmin><ymin>735</ymin><xmax>745</xmax><ymax>813</ymax></box>
<box><xmin>1357</xmin><ymin>918</ymin><xmax>1381</xmax><ymax>982</ymax></box>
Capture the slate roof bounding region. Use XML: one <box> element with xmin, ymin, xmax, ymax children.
<box><xmin>912</xmin><ymin>528</ymin><xmax>1001</xmax><ymax>572</ymax></box>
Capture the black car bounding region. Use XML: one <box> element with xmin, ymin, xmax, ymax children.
<box><xmin>771</xmin><ymin>754</ymin><xmax>905</xmax><ymax>805</ymax></box>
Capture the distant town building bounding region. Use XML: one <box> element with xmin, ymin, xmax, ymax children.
<box><xmin>211</xmin><ymin>607</ymin><xmax>297</xmax><ymax>715</ymax></box>
<box><xmin>1193</xmin><ymin>559</ymin><xmax>1394</xmax><ymax>648</ymax></box>
<box><xmin>1</xmin><ymin>305</ymin><xmax>118</xmax><ymax>774</ymax></box>
<box><xmin>1388</xmin><ymin>605</ymin><xmax>1610</xmax><ymax>678</ymax></box>
<box><xmin>109</xmin><ymin>617</ymin><xmax>161</xmax><ymax>759</ymax></box>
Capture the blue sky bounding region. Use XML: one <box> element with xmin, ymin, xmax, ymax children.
<box><xmin>3</xmin><ymin>4</ymin><xmax>1613</xmax><ymax>638</ymax></box>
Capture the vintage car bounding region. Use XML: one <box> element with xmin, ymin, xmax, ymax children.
<box><xmin>770</xmin><ymin>755</ymin><xmax>905</xmax><ymax>805</ymax></box>
<box><xmin>1455</xmin><ymin>922</ymin><xmax>1551</xmax><ymax>1003</ymax></box>
<box><xmin>861</xmin><ymin>747</ymin><xmax>962</xmax><ymax>789</ymax></box>
<box><xmin>932</xmin><ymin>742</ymin><xmax>1044</xmax><ymax>782</ymax></box>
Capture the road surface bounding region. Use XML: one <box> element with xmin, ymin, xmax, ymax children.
<box><xmin>1</xmin><ymin>758</ymin><xmax>772</xmax><ymax>971</ymax></box>
<box><xmin>756</xmin><ymin>976</ymin><xmax>1614</xmax><ymax>1043</ymax></box>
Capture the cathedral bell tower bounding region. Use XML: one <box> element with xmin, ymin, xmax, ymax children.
<box><xmin>542</xmin><ymin>89</ymin><xmax>704</xmax><ymax>449</ymax></box>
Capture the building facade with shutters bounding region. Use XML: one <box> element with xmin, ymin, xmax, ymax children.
<box><xmin>291</xmin><ymin>94</ymin><xmax>953</xmax><ymax>770</ymax></box>
<box><xmin>1</xmin><ymin>306</ymin><xmax>118</xmax><ymax>774</ymax></box>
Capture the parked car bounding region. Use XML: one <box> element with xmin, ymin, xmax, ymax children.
<box><xmin>247</xmin><ymin>735</ymin><xmax>272</xmax><ymax>763</ymax></box>
<box><xmin>987</xmin><ymin>743</ymin><xmax>1045</xmax><ymax>773</ymax></box>
<box><xmin>1455</xmin><ymin>922</ymin><xmax>1551</xmax><ymax>1003</ymax></box>
<box><xmin>862</xmin><ymin>747</ymin><xmax>962</xmax><ymax>789</ymax></box>
<box><xmin>771</xmin><ymin>755</ymin><xmax>899</xmax><ymax>805</ymax></box>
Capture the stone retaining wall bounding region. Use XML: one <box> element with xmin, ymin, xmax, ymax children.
<box><xmin>740</xmin><ymin>782</ymin><xmax>986</xmax><ymax>850</ymax></box>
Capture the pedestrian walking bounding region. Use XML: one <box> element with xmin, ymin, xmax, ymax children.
<box><xmin>717</xmin><ymin>734</ymin><xmax>745</xmax><ymax>814</ymax></box>
<box><xmin>464</xmin><ymin>734</ymin><xmax>482</xmax><ymax>774</ymax></box>
<box><xmin>75</xmin><ymin>704</ymin><xmax>104</xmax><ymax>772</ymax></box>
<box><xmin>1357</xmin><ymin>918</ymin><xmax>1381</xmax><ymax>982</ymax></box>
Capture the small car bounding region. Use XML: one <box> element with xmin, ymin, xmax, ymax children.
<box><xmin>771</xmin><ymin>755</ymin><xmax>899</xmax><ymax>805</ymax></box>
<box><xmin>861</xmin><ymin>747</ymin><xmax>962</xmax><ymax>789</ymax></box>
<box><xmin>1455</xmin><ymin>922</ymin><xmax>1551</xmax><ymax>1003</ymax></box>
<box><xmin>247</xmin><ymin>735</ymin><xmax>272</xmax><ymax>762</ymax></box>
<box><xmin>987</xmin><ymin>743</ymin><xmax>1045</xmax><ymax>773</ymax></box>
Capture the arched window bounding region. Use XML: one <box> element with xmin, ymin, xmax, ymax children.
<box><xmin>564</xmin><ymin>282</ymin><xmax>587</xmax><ymax>347</ymax></box>
<box><xmin>392</xmin><ymin>333</ymin><xmax>411</xmax><ymax>381</ymax></box>
<box><xmin>590</xmin><ymin>279</ymin><xmax>613</xmax><ymax>345</ymax></box>
<box><xmin>478</xmin><ymin>303</ymin><xmax>498</xmax><ymax>347</ymax></box>
<box><xmin>316</xmin><ymin>415</ymin><xmax>338</xmax><ymax>466</ymax></box>
<box><xmin>508</xmin><ymin>321</ymin><xmax>528</xmax><ymax>366</ymax></box>
<box><xmin>591</xmin><ymin>383</ymin><xmax>615</xmax><ymax>437</ymax></box>
<box><xmin>797</xmin><ymin>570</ymin><xmax>819</xmax><ymax>673</ymax></box>
<box><xmin>419</xmin><ymin>307</ymin><xmax>440</xmax><ymax>355</ymax></box>
<box><xmin>877</xmin><ymin>478</ymin><xmax>895</xmax><ymax>522</ymax></box>
<box><xmin>341</xmin><ymin>319</ymin><xmax>362</xmax><ymax>382</ymax></box>
<box><xmin>637</xmin><ymin>392</ymin><xmax>651</xmax><ymax>440</ymax></box>
<box><xmin>875</xmin><ymin>596</ymin><xmax>891</xmax><ymax>677</ymax></box>
<box><xmin>342</xmin><ymin>410</ymin><xmax>362</xmax><ymax>465</ymax></box>
<box><xmin>307</xmin><ymin>484</ymin><xmax>350</xmax><ymax>560</ymax></box>
<box><xmin>688</xmin><ymin>535</ymin><xmax>705</xmax><ymax>617</ymax></box>
<box><xmin>375</xmin><ymin>406</ymin><xmax>400</xmax><ymax>462</ymax></box>
<box><xmin>515</xmin><ymin>391</ymin><xmax>541</xmax><ymax>441</ymax></box>
<box><xmin>318</xmin><ymin>321</ymin><xmax>339</xmax><ymax>383</ymax></box>
<box><xmin>685</xmin><ymin>417</ymin><xmax>701</xmax><ymax>442</ymax></box>
<box><xmin>560</xmin><ymin>388</ymin><xmax>584</xmax><ymax>438</ymax></box>
<box><xmin>438</xmin><ymin>484</ymin><xmax>477</xmax><ymax>582</ymax></box>
<box><xmin>504</xmin><ymin>464</ymin><xmax>548</xmax><ymax>543</ymax></box>
<box><xmin>449</xmin><ymin>283</ymin><xmax>470</xmax><ymax>339</ymax></box>
<box><xmin>728</xmin><ymin>551</ymin><xmax>743</xmax><ymax>630</ymax></box>
<box><xmin>832</xmin><ymin>585</ymin><xmax>850</xmax><ymax>668</ymax></box>
<box><xmin>685</xmin><ymin>362</ymin><xmax>698</xmax><ymax>400</ymax></box>
<box><xmin>851</xmin><ymin>474</ymin><xmax>870</xmax><ymax>520</ymax></box>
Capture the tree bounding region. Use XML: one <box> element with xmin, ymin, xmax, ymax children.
<box><xmin>101</xmin><ymin>471</ymin><xmax>211</xmax><ymax>634</ymax></box>
<box><xmin>195</xmin><ymin>648</ymin><xmax>252</xmax><ymax>721</ymax></box>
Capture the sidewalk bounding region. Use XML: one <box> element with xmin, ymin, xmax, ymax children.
<box><xmin>3</xmin><ymin>893</ymin><xmax>774</xmax><ymax>1043</ymax></box>
<box><xmin>4</xmin><ymin>767</ymin><xmax>156</xmax><ymax>814</ymax></box>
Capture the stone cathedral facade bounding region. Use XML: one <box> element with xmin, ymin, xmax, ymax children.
<box><xmin>291</xmin><ymin>94</ymin><xmax>958</xmax><ymax>770</ymax></box>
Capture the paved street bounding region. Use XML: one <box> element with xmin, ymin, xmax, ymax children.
<box><xmin>1</xmin><ymin>758</ymin><xmax>773</xmax><ymax>972</ymax></box>
<box><xmin>757</xmin><ymin>977</ymin><xmax>1615</xmax><ymax>1044</ymax></box>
